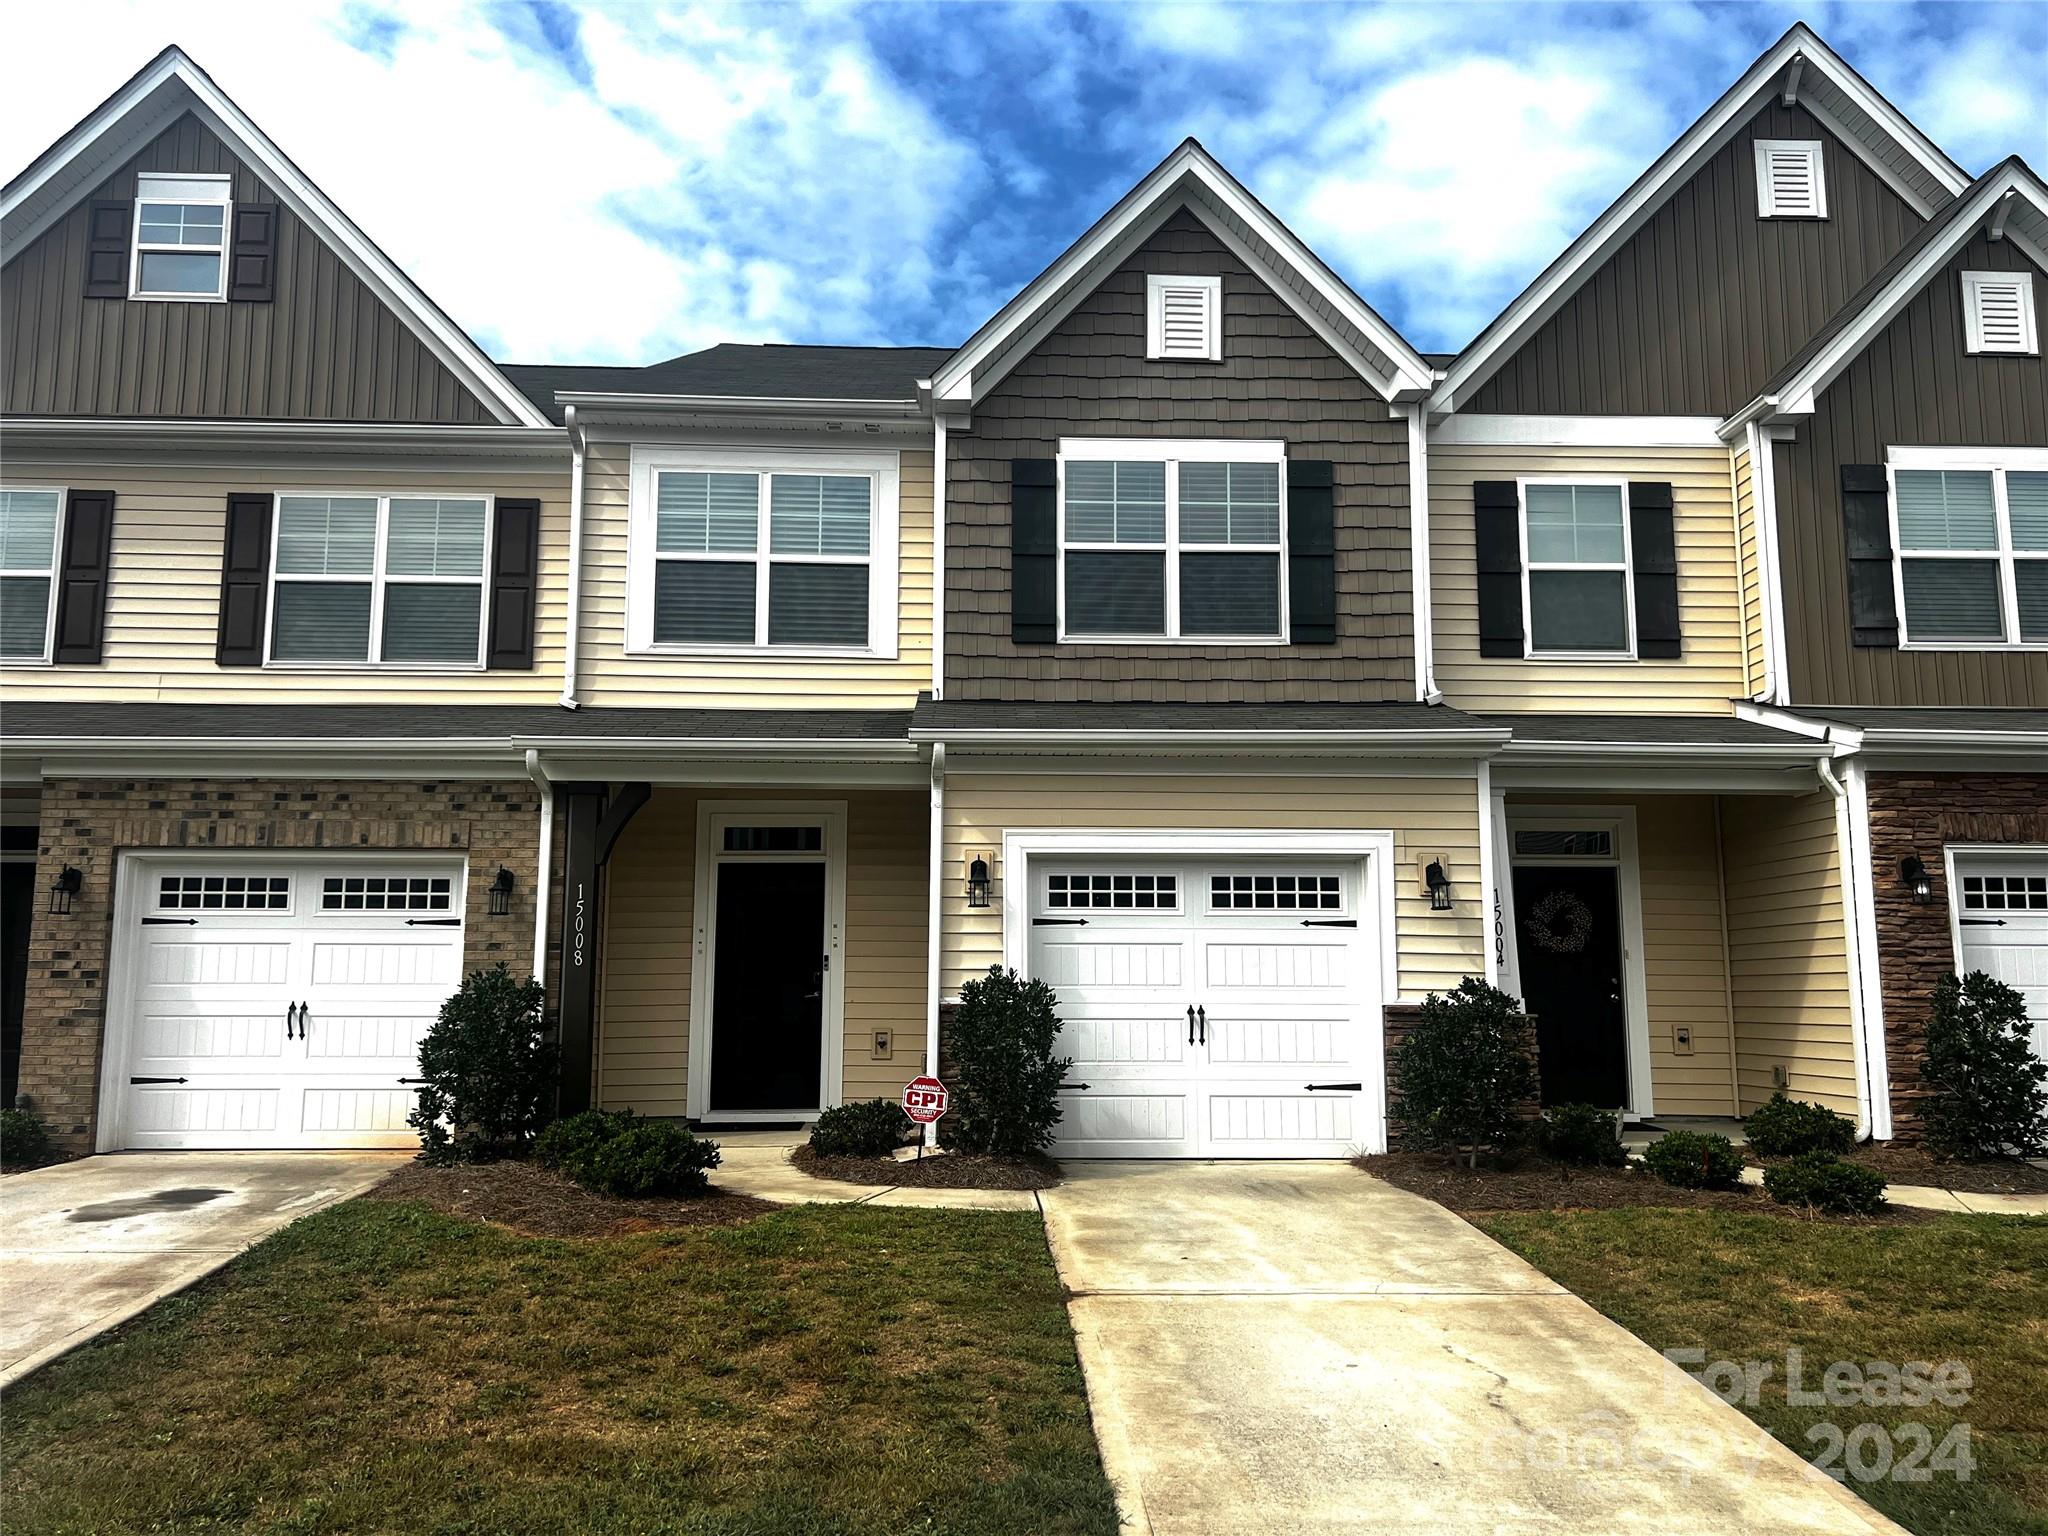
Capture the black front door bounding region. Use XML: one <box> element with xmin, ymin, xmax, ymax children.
<box><xmin>709</xmin><ymin>860</ymin><xmax>826</xmax><ymax>1112</ymax></box>
<box><xmin>1511</xmin><ymin>864</ymin><xmax>1628</xmax><ymax>1107</ymax></box>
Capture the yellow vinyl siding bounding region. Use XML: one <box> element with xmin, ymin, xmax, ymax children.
<box><xmin>0</xmin><ymin>457</ymin><xmax>567</xmax><ymax>703</ymax></box>
<box><xmin>574</xmin><ymin>443</ymin><xmax>934</xmax><ymax>709</ymax></box>
<box><xmin>1721</xmin><ymin>790</ymin><xmax>1858</xmax><ymax>1118</ymax></box>
<box><xmin>941</xmin><ymin>770</ymin><xmax>1484</xmax><ymax>1001</ymax></box>
<box><xmin>1428</xmin><ymin>441</ymin><xmax>1747</xmax><ymax>711</ymax></box>
<box><xmin>1732</xmin><ymin>442</ymin><xmax>1765</xmax><ymax>697</ymax></box>
<box><xmin>597</xmin><ymin>787</ymin><xmax>928</xmax><ymax>1116</ymax></box>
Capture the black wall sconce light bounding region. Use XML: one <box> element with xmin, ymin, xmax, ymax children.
<box><xmin>966</xmin><ymin>855</ymin><xmax>992</xmax><ymax>909</ymax></box>
<box><xmin>49</xmin><ymin>865</ymin><xmax>82</xmax><ymax>915</ymax></box>
<box><xmin>488</xmin><ymin>866</ymin><xmax>515</xmax><ymax>917</ymax></box>
<box><xmin>1424</xmin><ymin>858</ymin><xmax>1453</xmax><ymax>912</ymax></box>
<box><xmin>1899</xmin><ymin>855</ymin><xmax>1933</xmax><ymax>905</ymax></box>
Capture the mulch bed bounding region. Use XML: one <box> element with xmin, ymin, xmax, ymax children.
<box><xmin>790</xmin><ymin>1143</ymin><xmax>1060</xmax><ymax>1190</ymax></box>
<box><xmin>1823</xmin><ymin>1142</ymin><xmax>2048</xmax><ymax>1196</ymax></box>
<box><xmin>367</xmin><ymin>1159</ymin><xmax>775</xmax><ymax>1238</ymax></box>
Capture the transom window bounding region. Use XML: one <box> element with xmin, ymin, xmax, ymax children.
<box><xmin>1959</xmin><ymin>872</ymin><xmax>2046</xmax><ymax>912</ymax></box>
<box><xmin>1045</xmin><ymin>872</ymin><xmax>1179</xmax><ymax>910</ymax></box>
<box><xmin>1521</xmin><ymin>481</ymin><xmax>1633</xmax><ymax>655</ymax></box>
<box><xmin>629</xmin><ymin>450</ymin><xmax>897</xmax><ymax>654</ymax></box>
<box><xmin>0</xmin><ymin>487</ymin><xmax>63</xmax><ymax>662</ymax></box>
<box><xmin>132</xmin><ymin>173</ymin><xmax>230</xmax><ymax>300</ymax></box>
<box><xmin>1890</xmin><ymin>458</ymin><xmax>2048</xmax><ymax>648</ymax></box>
<box><xmin>1209</xmin><ymin>873</ymin><xmax>1342</xmax><ymax>911</ymax></box>
<box><xmin>723</xmin><ymin>825</ymin><xmax>823</xmax><ymax>853</ymax></box>
<box><xmin>1059</xmin><ymin>439</ymin><xmax>1285</xmax><ymax>642</ymax></box>
<box><xmin>268</xmin><ymin>494</ymin><xmax>491</xmax><ymax>666</ymax></box>
<box><xmin>1513</xmin><ymin>829</ymin><xmax>1614</xmax><ymax>859</ymax></box>
<box><xmin>158</xmin><ymin>874</ymin><xmax>291</xmax><ymax>911</ymax></box>
<box><xmin>321</xmin><ymin>875</ymin><xmax>453</xmax><ymax>911</ymax></box>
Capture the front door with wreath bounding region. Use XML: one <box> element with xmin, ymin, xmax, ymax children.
<box><xmin>1511</xmin><ymin>864</ymin><xmax>1628</xmax><ymax>1106</ymax></box>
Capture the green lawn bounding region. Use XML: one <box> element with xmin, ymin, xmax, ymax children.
<box><xmin>1480</xmin><ymin>1210</ymin><xmax>2048</xmax><ymax>1536</ymax></box>
<box><xmin>2</xmin><ymin>1199</ymin><xmax>1118</xmax><ymax>1536</ymax></box>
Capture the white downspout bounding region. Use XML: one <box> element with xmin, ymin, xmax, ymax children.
<box><xmin>923</xmin><ymin>741</ymin><xmax>945</xmax><ymax>1148</ymax></box>
<box><xmin>525</xmin><ymin>748</ymin><xmax>553</xmax><ymax>984</ymax></box>
<box><xmin>1842</xmin><ymin>755</ymin><xmax>1893</xmax><ymax>1139</ymax></box>
<box><xmin>1815</xmin><ymin>754</ymin><xmax>1875</xmax><ymax>1140</ymax></box>
<box><xmin>932</xmin><ymin>417</ymin><xmax>947</xmax><ymax>702</ymax></box>
<box><xmin>1405</xmin><ymin>403</ymin><xmax>1441</xmax><ymax>703</ymax></box>
<box><xmin>559</xmin><ymin>404</ymin><xmax>587</xmax><ymax>710</ymax></box>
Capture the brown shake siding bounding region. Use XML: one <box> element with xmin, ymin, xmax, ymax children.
<box><xmin>1469</xmin><ymin>102</ymin><xmax>1923</xmax><ymax>416</ymax></box>
<box><xmin>2</xmin><ymin>112</ymin><xmax>492</xmax><ymax>422</ymax></box>
<box><xmin>944</xmin><ymin>207</ymin><xmax>1414</xmax><ymax>702</ymax></box>
<box><xmin>1774</xmin><ymin>234</ymin><xmax>2048</xmax><ymax>706</ymax></box>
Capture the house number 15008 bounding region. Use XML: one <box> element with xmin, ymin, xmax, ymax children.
<box><xmin>570</xmin><ymin>881</ymin><xmax>588</xmax><ymax>968</ymax></box>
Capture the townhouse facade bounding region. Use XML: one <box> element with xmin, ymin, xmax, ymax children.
<box><xmin>2</xmin><ymin>27</ymin><xmax>2040</xmax><ymax>1159</ymax></box>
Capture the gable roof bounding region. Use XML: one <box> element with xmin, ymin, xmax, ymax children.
<box><xmin>2</xmin><ymin>46</ymin><xmax>550</xmax><ymax>428</ymax></box>
<box><xmin>1728</xmin><ymin>156</ymin><xmax>2048</xmax><ymax>427</ymax></box>
<box><xmin>1431</xmin><ymin>23</ymin><xmax>1972</xmax><ymax>415</ymax></box>
<box><xmin>931</xmin><ymin>139</ymin><xmax>1437</xmax><ymax>407</ymax></box>
<box><xmin>502</xmin><ymin>343</ymin><xmax>952</xmax><ymax>423</ymax></box>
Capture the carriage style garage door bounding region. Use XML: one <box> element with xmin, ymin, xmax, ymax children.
<box><xmin>1952</xmin><ymin>849</ymin><xmax>2048</xmax><ymax>1069</ymax></box>
<box><xmin>1028</xmin><ymin>858</ymin><xmax>1379</xmax><ymax>1158</ymax></box>
<box><xmin>103</xmin><ymin>857</ymin><xmax>467</xmax><ymax>1150</ymax></box>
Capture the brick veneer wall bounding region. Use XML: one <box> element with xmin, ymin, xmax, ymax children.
<box><xmin>19</xmin><ymin>777</ymin><xmax>544</xmax><ymax>1150</ymax></box>
<box><xmin>1865</xmin><ymin>772</ymin><xmax>2048</xmax><ymax>1139</ymax></box>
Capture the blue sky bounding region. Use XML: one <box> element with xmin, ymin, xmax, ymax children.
<box><xmin>4</xmin><ymin>2</ymin><xmax>2044</xmax><ymax>365</ymax></box>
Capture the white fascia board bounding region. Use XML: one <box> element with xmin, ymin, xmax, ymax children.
<box><xmin>904</xmin><ymin>727</ymin><xmax>1510</xmax><ymax>754</ymax></box>
<box><xmin>1430</xmin><ymin>414</ymin><xmax>1726</xmax><ymax>447</ymax></box>
<box><xmin>1496</xmin><ymin>738</ymin><xmax>1828</xmax><ymax>767</ymax></box>
<box><xmin>1431</xmin><ymin>24</ymin><xmax>1971</xmax><ymax>416</ymax></box>
<box><xmin>552</xmin><ymin>391</ymin><xmax>925</xmax><ymax>421</ymax></box>
<box><xmin>9</xmin><ymin>735</ymin><xmax>919</xmax><ymax>768</ymax></box>
<box><xmin>0</xmin><ymin>417</ymin><xmax>566</xmax><ymax>457</ymax></box>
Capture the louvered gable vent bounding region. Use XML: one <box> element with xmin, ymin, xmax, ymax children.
<box><xmin>1754</xmin><ymin>140</ymin><xmax>1825</xmax><ymax>219</ymax></box>
<box><xmin>1962</xmin><ymin>271</ymin><xmax>2039</xmax><ymax>355</ymax></box>
<box><xmin>1147</xmin><ymin>274</ymin><xmax>1221</xmax><ymax>361</ymax></box>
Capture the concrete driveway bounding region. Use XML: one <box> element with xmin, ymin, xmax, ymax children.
<box><xmin>1</xmin><ymin>1151</ymin><xmax>403</xmax><ymax>1388</ymax></box>
<box><xmin>1042</xmin><ymin>1161</ymin><xmax>1903</xmax><ymax>1536</ymax></box>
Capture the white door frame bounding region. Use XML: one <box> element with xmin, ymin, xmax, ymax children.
<box><xmin>1503</xmin><ymin>806</ymin><xmax>1655</xmax><ymax>1118</ymax></box>
<box><xmin>96</xmin><ymin>848</ymin><xmax>469</xmax><ymax>1153</ymax></box>
<box><xmin>1002</xmin><ymin>827</ymin><xmax>1396</xmax><ymax>1153</ymax></box>
<box><xmin>687</xmin><ymin>799</ymin><xmax>847</xmax><ymax>1123</ymax></box>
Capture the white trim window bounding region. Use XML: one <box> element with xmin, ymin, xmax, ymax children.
<box><xmin>1058</xmin><ymin>438</ymin><xmax>1286</xmax><ymax>642</ymax></box>
<box><xmin>1890</xmin><ymin>451</ymin><xmax>2048</xmax><ymax>648</ymax></box>
<box><xmin>627</xmin><ymin>447</ymin><xmax>900</xmax><ymax>656</ymax></box>
<box><xmin>1519</xmin><ymin>478</ymin><xmax>1635</xmax><ymax>657</ymax></box>
<box><xmin>131</xmin><ymin>172</ymin><xmax>231</xmax><ymax>301</ymax></box>
<box><xmin>267</xmin><ymin>493</ymin><xmax>492</xmax><ymax>667</ymax></box>
<box><xmin>0</xmin><ymin>486</ymin><xmax>65</xmax><ymax>663</ymax></box>
<box><xmin>1146</xmin><ymin>274</ymin><xmax>1221</xmax><ymax>361</ymax></box>
<box><xmin>1754</xmin><ymin>140</ymin><xmax>1826</xmax><ymax>219</ymax></box>
<box><xmin>1961</xmin><ymin>271</ymin><xmax>2039</xmax><ymax>355</ymax></box>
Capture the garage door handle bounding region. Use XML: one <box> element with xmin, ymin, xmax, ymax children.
<box><xmin>130</xmin><ymin>1076</ymin><xmax>188</xmax><ymax>1085</ymax></box>
<box><xmin>1187</xmin><ymin>1005</ymin><xmax>1197</xmax><ymax>1045</ymax></box>
<box><xmin>1197</xmin><ymin>1005</ymin><xmax>1206</xmax><ymax>1045</ymax></box>
<box><xmin>1304</xmin><ymin>1082</ymin><xmax>1361</xmax><ymax>1092</ymax></box>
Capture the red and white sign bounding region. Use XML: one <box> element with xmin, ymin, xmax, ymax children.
<box><xmin>902</xmin><ymin>1075</ymin><xmax>949</xmax><ymax>1124</ymax></box>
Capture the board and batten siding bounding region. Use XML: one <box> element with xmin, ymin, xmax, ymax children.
<box><xmin>572</xmin><ymin>443</ymin><xmax>934</xmax><ymax>709</ymax></box>
<box><xmin>1428</xmin><ymin>442</ymin><xmax>1749</xmax><ymax>711</ymax></box>
<box><xmin>597</xmin><ymin>788</ymin><xmax>929</xmax><ymax>1116</ymax></box>
<box><xmin>1774</xmin><ymin>233</ymin><xmax>2048</xmax><ymax>706</ymax></box>
<box><xmin>1732</xmin><ymin>442</ymin><xmax>1766</xmax><ymax>697</ymax></box>
<box><xmin>2</xmin><ymin>112</ymin><xmax>492</xmax><ymax>423</ymax></box>
<box><xmin>0</xmin><ymin>456</ymin><xmax>568</xmax><ymax>704</ymax></box>
<box><xmin>1721</xmin><ymin>788</ymin><xmax>1859</xmax><ymax>1117</ymax></box>
<box><xmin>941</xmin><ymin>770</ymin><xmax>1484</xmax><ymax>1001</ymax></box>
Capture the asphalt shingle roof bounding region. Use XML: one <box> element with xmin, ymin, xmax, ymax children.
<box><xmin>0</xmin><ymin>702</ymin><xmax>914</xmax><ymax>742</ymax></box>
<box><xmin>499</xmin><ymin>344</ymin><xmax>955</xmax><ymax>422</ymax></box>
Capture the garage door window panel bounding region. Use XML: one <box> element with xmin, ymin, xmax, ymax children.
<box><xmin>159</xmin><ymin>874</ymin><xmax>292</xmax><ymax>912</ymax></box>
<box><xmin>269</xmin><ymin>494</ymin><xmax>490</xmax><ymax>666</ymax></box>
<box><xmin>1046</xmin><ymin>872</ymin><xmax>1180</xmax><ymax>911</ymax></box>
<box><xmin>1209</xmin><ymin>873</ymin><xmax>1343</xmax><ymax>912</ymax></box>
<box><xmin>320</xmin><ymin>875</ymin><xmax>453</xmax><ymax>912</ymax></box>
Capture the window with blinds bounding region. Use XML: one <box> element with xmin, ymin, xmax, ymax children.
<box><xmin>0</xmin><ymin>487</ymin><xmax>63</xmax><ymax>662</ymax></box>
<box><xmin>1146</xmin><ymin>274</ymin><xmax>1221</xmax><ymax>360</ymax></box>
<box><xmin>1521</xmin><ymin>481</ymin><xmax>1633</xmax><ymax>655</ymax></box>
<box><xmin>1753</xmin><ymin>140</ymin><xmax>1826</xmax><ymax>219</ymax></box>
<box><xmin>269</xmin><ymin>494</ymin><xmax>490</xmax><ymax>665</ymax></box>
<box><xmin>132</xmin><ymin>172</ymin><xmax>231</xmax><ymax>300</ymax></box>
<box><xmin>1961</xmin><ymin>271</ymin><xmax>2039</xmax><ymax>355</ymax></box>
<box><xmin>1892</xmin><ymin>461</ymin><xmax>2048</xmax><ymax>647</ymax></box>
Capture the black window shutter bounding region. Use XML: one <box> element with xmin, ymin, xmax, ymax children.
<box><xmin>52</xmin><ymin>490</ymin><xmax>115</xmax><ymax>665</ymax></box>
<box><xmin>1628</xmin><ymin>481</ymin><xmax>1681</xmax><ymax>658</ymax></box>
<box><xmin>1287</xmin><ymin>458</ymin><xmax>1336</xmax><ymax>644</ymax></box>
<box><xmin>1011</xmin><ymin>459</ymin><xmax>1057</xmax><ymax>644</ymax></box>
<box><xmin>1474</xmin><ymin>481</ymin><xmax>1524</xmax><ymax>658</ymax></box>
<box><xmin>227</xmin><ymin>205</ymin><xmax>279</xmax><ymax>302</ymax></box>
<box><xmin>83</xmin><ymin>199</ymin><xmax>132</xmax><ymax>298</ymax></box>
<box><xmin>216</xmin><ymin>494</ymin><xmax>274</xmax><ymax>667</ymax></box>
<box><xmin>488</xmin><ymin>497</ymin><xmax>542</xmax><ymax>669</ymax></box>
<box><xmin>1841</xmin><ymin>465</ymin><xmax>1899</xmax><ymax>648</ymax></box>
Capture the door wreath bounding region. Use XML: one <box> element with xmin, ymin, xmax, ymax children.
<box><xmin>1524</xmin><ymin>889</ymin><xmax>1594</xmax><ymax>954</ymax></box>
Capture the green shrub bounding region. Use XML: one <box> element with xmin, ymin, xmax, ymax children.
<box><xmin>535</xmin><ymin>1108</ymin><xmax>636</xmax><ymax>1171</ymax></box>
<box><xmin>1642</xmin><ymin>1130</ymin><xmax>1745</xmax><ymax>1189</ymax></box>
<box><xmin>1540</xmin><ymin>1103</ymin><xmax>1627</xmax><ymax>1167</ymax></box>
<box><xmin>1743</xmin><ymin>1092</ymin><xmax>1854</xmax><ymax>1158</ymax></box>
<box><xmin>1763</xmin><ymin>1151</ymin><xmax>1887</xmax><ymax>1215</ymax></box>
<box><xmin>1922</xmin><ymin>970</ymin><xmax>2048</xmax><ymax>1160</ymax></box>
<box><xmin>0</xmin><ymin>1108</ymin><xmax>53</xmax><ymax>1170</ymax></box>
<box><xmin>948</xmin><ymin>967</ymin><xmax>1071</xmax><ymax>1157</ymax></box>
<box><xmin>1393</xmin><ymin>979</ymin><xmax>1536</xmax><ymax>1167</ymax></box>
<box><xmin>407</xmin><ymin>965</ymin><xmax>556</xmax><ymax>1165</ymax></box>
<box><xmin>810</xmin><ymin>1098</ymin><xmax>910</xmax><ymax>1157</ymax></box>
<box><xmin>581</xmin><ymin>1121</ymin><xmax>721</xmax><ymax>1198</ymax></box>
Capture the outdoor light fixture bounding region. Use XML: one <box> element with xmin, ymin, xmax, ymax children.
<box><xmin>966</xmin><ymin>855</ymin><xmax>992</xmax><ymax>910</ymax></box>
<box><xmin>49</xmin><ymin>865</ymin><xmax>81</xmax><ymax>915</ymax></box>
<box><xmin>1424</xmin><ymin>858</ymin><xmax>1453</xmax><ymax>912</ymax></box>
<box><xmin>1900</xmin><ymin>855</ymin><xmax>1933</xmax><ymax>906</ymax></box>
<box><xmin>488</xmin><ymin>866</ymin><xmax>515</xmax><ymax>917</ymax></box>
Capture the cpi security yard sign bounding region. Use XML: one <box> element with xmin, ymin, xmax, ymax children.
<box><xmin>902</xmin><ymin>1075</ymin><xmax>949</xmax><ymax>1124</ymax></box>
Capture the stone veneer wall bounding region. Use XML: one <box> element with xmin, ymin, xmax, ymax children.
<box><xmin>1864</xmin><ymin>772</ymin><xmax>2048</xmax><ymax>1139</ymax></box>
<box><xmin>1383</xmin><ymin>1001</ymin><xmax>1542</xmax><ymax>1151</ymax></box>
<box><xmin>20</xmin><ymin>778</ymin><xmax>545</xmax><ymax>1150</ymax></box>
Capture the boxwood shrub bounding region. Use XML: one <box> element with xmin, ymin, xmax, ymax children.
<box><xmin>536</xmin><ymin>1108</ymin><xmax>721</xmax><ymax>1198</ymax></box>
<box><xmin>0</xmin><ymin>1108</ymin><xmax>54</xmax><ymax>1170</ymax></box>
<box><xmin>1743</xmin><ymin>1092</ymin><xmax>1854</xmax><ymax>1158</ymax></box>
<box><xmin>810</xmin><ymin>1098</ymin><xmax>910</xmax><ymax>1157</ymax></box>
<box><xmin>1763</xmin><ymin>1151</ymin><xmax>1887</xmax><ymax>1215</ymax></box>
<box><xmin>1642</xmin><ymin>1130</ymin><xmax>1745</xmax><ymax>1189</ymax></box>
<box><xmin>1539</xmin><ymin>1103</ymin><xmax>1627</xmax><ymax>1167</ymax></box>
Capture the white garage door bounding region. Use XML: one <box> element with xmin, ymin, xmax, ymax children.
<box><xmin>1029</xmin><ymin>860</ymin><xmax>1379</xmax><ymax>1158</ymax></box>
<box><xmin>108</xmin><ymin>858</ymin><xmax>467</xmax><ymax>1149</ymax></box>
<box><xmin>1954</xmin><ymin>849</ymin><xmax>2048</xmax><ymax>1068</ymax></box>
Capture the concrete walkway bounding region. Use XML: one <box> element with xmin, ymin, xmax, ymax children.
<box><xmin>1728</xmin><ymin>1164</ymin><xmax>2048</xmax><ymax>1215</ymax></box>
<box><xmin>711</xmin><ymin>1130</ymin><xmax>1039</xmax><ymax>1211</ymax></box>
<box><xmin>0</xmin><ymin>1151</ymin><xmax>403</xmax><ymax>1388</ymax></box>
<box><xmin>1043</xmin><ymin>1161</ymin><xmax>1905</xmax><ymax>1536</ymax></box>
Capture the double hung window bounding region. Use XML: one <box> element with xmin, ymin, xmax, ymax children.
<box><xmin>1521</xmin><ymin>480</ymin><xmax>1633</xmax><ymax>655</ymax></box>
<box><xmin>1891</xmin><ymin>456</ymin><xmax>2048</xmax><ymax>647</ymax></box>
<box><xmin>268</xmin><ymin>494</ymin><xmax>491</xmax><ymax>665</ymax></box>
<box><xmin>0</xmin><ymin>487</ymin><xmax>63</xmax><ymax>661</ymax></box>
<box><xmin>132</xmin><ymin>173</ymin><xmax>230</xmax><ymax>300</ymax></box>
